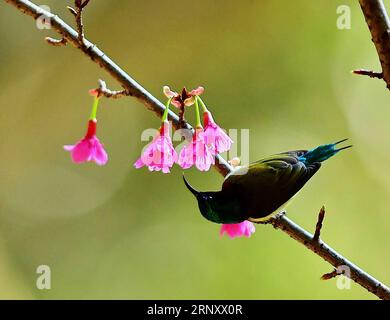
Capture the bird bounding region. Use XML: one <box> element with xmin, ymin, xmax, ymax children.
<box><xmin>183</xmin><ymin>139</ymin><xmax>352</xmax><ymax>224</ymax></box>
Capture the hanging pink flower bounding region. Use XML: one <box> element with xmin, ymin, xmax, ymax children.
<box><xmin>134</xmin><ymin>121</ymin><xmax>178</xmax><ymax>173</ymax></box>
<box><xmin>203</xmin><ymin>110</ymin><xmax>233</xmax><ymax>154</ymax></box>
<box><xmin>64</xmin><ymin>119</ymin><xmax>108</xmax><ymax>166</ymax></box>
<box><xmin>178</xmin><ymin>128</ymin><xmax>215</xmax><ymax>171</ymax></box>
<box><xmin>220</xmin><ymin>221</ymin><xmax>256</xmax><ymax>239</ymax></box>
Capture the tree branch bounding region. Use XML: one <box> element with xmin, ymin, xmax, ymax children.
<box><xmin>4</xmin><ymin>0</ymin><xmax>390</xmax><ymax>299</ymax></box>
<box><xmin>358</xmin><ymin>0</ymin><xmax>390</xmax><ymax>89</ymax></box>
<box><xmin>271</xmin><ymin>215</ymin><xmax>390</xmax><ymax>299</ymax></box>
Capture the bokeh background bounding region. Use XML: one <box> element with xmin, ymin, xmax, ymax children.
<box><xmin>0</xmin><ymin>0</ymin><xmax>389</xmax><ymax>299</ymax></box>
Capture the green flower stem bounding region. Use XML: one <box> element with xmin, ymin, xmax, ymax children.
<box><xmin>89</xmin><ymin>96</ymin><xmax>100</xmax><ymax>120</ymax></box>
<box><xmin>197</xmin><ymin>96</ymin><xmax>208</xmax><ymax>112</ymax></box>
<box><xmin>194</xmin><ymin>96</ymin><xmax>202</xmax><ymax>128</ymax></box>
<box><xmin>162</xmin><ymin>98</ymin><xmax>172</xmax><ymax>122</ymax></box>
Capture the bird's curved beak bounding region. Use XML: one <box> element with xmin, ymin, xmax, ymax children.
<box><xmin>182</xmin><ymin>174</ymin><xmax>199</xmax><ymax>197</ymax></box>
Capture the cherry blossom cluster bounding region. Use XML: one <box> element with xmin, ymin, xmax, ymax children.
<box><xmin>134</xmin><ymin>86</ymin><xmax>233</xmax><ymax>173</ymax></box>
<box><xmin>64</xmin><ymin>86</ymin><xmax>254</xmax><ymax>239</ymax></box>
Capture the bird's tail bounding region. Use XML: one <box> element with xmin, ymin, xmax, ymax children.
<box><xmin>298</xmin><ymin>138</ymin><xmax>352</xmax><ymax>165</ymax></box>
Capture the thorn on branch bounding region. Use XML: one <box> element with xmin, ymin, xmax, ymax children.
<box><xmin>352</xmin><ymin>69</ymin><xmax>383</xmax><ymax>79</ymax></box>
<box><xmin>67</xmin><ymin>6</ymin><xmax>77</xmax><ymax>17</ymax></box>
<box><xmin>313</xmin><ymin>206</ymin><xmax>325</xmax><ymax>242</ymax></box>
<box><xmin>92</xmin><ymin>79</ymin><xmax>130</xmax><ymax>99</ymax></box>
<box><xmin>45</xmin><ymin>37</ymin><xmax>67</xmax><ymax>46</ymax></box>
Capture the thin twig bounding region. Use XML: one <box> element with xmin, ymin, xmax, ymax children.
<box><xmin>358</xmin><ymin>0</ymin><xmax>390</xmax><ymax>89</ymax></box>
<box><xmin>74</xmin><ymin>0</ymin><xmax>89</xmax><ymax>45</ymax></box>
<box><xmin>94</xmin><ymin>79</ymin><xmax>130</xmax><ymax>99</ymax></box>
<box><xmin>321</xmin><ymin>265</ymin><xmax>350</xmax><ymax>281</ymax></box>
<box><xmin>313</xmin><ymin>206</ymin><xmax>325</xmax><ymax>242</ymax></box>
<box><xmin>352</xmin><ymin>69</ymin><xmax>383</xmax><ymax>79</ymax></box>
<box><xmin>321</xmin><ymin>269</ymin><xmax>339</xmax><ymax>281</ymax></box>
<box><xmin>80</xmin><ymin>0</ymin><xmax>90</xmax><ymax>9</ymax></box>
<box><xmin>45</xmin><ymin>36</ymin><xmax>67</xmax><ymax>46</ymax></box>
<box><xmin>4</xmin><ymin>0</ymin><xmax>390</xmax><ymax>300</ymax></box>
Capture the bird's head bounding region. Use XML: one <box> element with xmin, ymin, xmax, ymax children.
<box><xmin>183</xmin><ymin>175</ymin><xmax>242</xmax><ymax>224</ymax></box>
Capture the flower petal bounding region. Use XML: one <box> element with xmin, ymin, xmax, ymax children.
<box><xmin>163</xmin><ymin>86</ymin><xmax>178</xmax><ymax>99</ymax></box>
<box><xmin>63</xmin><ymin>145</ymin><xmax>75</xmax><ymax>151</ymax></box>
<box><xmin>193</xmin><ymin>129</ymin><xmax>214</xmax><ymax>171</ymax></box>
<box><xmin>220</xmin><ymin>221</ymin><xmax>255</xmax><ymax>239</ymax></box>
<box><xmin>183</xmin><ymin>96</ymin><xmax>195</xmax><ymax>106</ymax></box>
<box><xmin>171</xmin><ymin>97</ymin><xmax>182</xmax><ymax>108</ymax></box>
<box><xmin>69</xmin><ymin>139</ymin><xmax>93</xmax><ymax>163</ymax></box>
<box><xmin>134</xmin><ymin>157</ymin><xmax>145</xmax><ymax>169</ymax></box>
<box><xmin>178</xmin><ymin>142</ymin><xmax>194</xmax><ymax>169</ymax></box>
<box><xmin>92</xmin><ymin>138</ymin><xmax>108</xmax><ymax>166</ymax></box>
<box><xmin>188</xmin><ymin>86</ymin><xmax>204</xmax><ymax>96</ymax></box>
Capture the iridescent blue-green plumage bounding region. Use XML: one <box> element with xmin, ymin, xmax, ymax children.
<box><xmin>184</xmin><ymin>139</ymin><xmax>351</xmax><ymax>224</ymax></box>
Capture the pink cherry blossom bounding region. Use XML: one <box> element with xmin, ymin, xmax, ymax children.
<box><xmin>134</xmin><ymin>121</ymin><xmax>178</xmax><ymax>173</ymax></box>
<box><xmin>178</xmin><ymin>128</ymin><xmax>215</xmax><ymax>171</ymax></box>
<box><xmin>220</xmin><ymin>221</ymin><xmax>256</xmax><ymax>239</ymax></box>
<box><xmin>203</xmin><ymin>111</ymin><xmax>233</xmax><ymax>154</ymax></box>
<box><xmin>64</xmin><ymin>120</ymin><xmax>108</xmax><ymax>166</ymax></box>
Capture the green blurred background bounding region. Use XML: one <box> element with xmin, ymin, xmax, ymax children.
<box><xmin>0</xmin><ymin>0</ymin><xmax>389</xmax><ymax>299</ymax></box>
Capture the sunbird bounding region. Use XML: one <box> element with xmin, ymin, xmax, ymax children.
<box><xmin>183</xmin><ymin>139</ymin><xmax>352</xmax><ymax>224</ymax></box>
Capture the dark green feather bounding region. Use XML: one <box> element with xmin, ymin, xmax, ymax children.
<box><xmin>222</xmin><ymin>151</ymin><xmax>320</xmax><ymax>222</ymax></box>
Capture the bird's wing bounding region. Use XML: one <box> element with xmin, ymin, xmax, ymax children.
<box><xmin>222</xmin><ymin>152</ymin><xmax>320</xmax><ymax>219</ymax></box>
